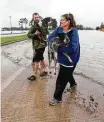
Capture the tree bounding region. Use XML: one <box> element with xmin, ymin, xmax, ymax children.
<box><xmin>100</xmin><ymin>22</ymin><xmax>104</xmax><ymax>28</ymax></box>
<box><xmin>76</xmin><ymin>25</ymin><xmax>84</xmax><ymax>30</ymax></box>
<box><xmin>19</xmin><ymin>18</ymin><xmax>28</xmax><ymax>30</ymax></box>
<box><xmin>96</xmin><ymin>26</ymin><xmax>100</xmax><ymax>30</ymax></box>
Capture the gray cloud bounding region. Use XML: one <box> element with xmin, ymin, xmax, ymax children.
<box><xmin>1</xmin><ymin>0</ymin><xmax>104</xmax><ymax>28</ymax></box>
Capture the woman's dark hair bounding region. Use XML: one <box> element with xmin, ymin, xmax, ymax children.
<box><xmin>61</xmin><ymin>13</ymin><xmax>76</xmax><ymax>27</ymax></box>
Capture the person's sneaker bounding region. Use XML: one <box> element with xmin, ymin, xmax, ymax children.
<box><xmin>27</xmin><ymin>75</ymin><xmax>36</xmax><ymax>81</ymax></box>
<box><xmin>40</xmin><ymin>71</ymin><xmax>48</xmax><ymax>77</ymax></box>
<box><xmin>49</xmin><ymin>99</ymin><xmax>61</xmax><ymax>106</ymax></box>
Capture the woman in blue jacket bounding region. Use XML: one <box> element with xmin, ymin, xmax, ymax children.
<box><xmin>48</xmin><ymin>13</ymin><xmax>80</xmax><ymax>105</ymax></box>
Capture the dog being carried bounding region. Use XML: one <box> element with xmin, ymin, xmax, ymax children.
<box><xmin>48</xmin><ymin>33</ymin><xmax>70</xmax><ymax>75</ymax></box>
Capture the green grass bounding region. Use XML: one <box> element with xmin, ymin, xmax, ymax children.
<box><xmin>0</xmin><ymin>34</ymin><xmax>28</xmax><ymax>45</ymax></box>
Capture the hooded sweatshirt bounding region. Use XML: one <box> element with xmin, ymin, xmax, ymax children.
<box><xmin>48</xmin><ymin>27</ymin><xmax>80</xmax><ymax>67</ymax></box>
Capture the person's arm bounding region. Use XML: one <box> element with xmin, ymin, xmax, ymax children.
<box><xmin>27</xmin><ymin>27</ymin><xmax>37</xmax><ymax>38</ymax></box>
<box><xmin>59</xmin><ymin>29</ymin><xmax>79</xmax><ymax>54</ymax></box>
<box><xmin>48</xmin><ymin>27</ymin><xmax>59</xmax><ymax>42</ymax></box>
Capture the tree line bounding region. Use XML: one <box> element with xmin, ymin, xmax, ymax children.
<box><xmin>76</xmin><ymin>25</ymin><xmax>94</xmax><ymax>30</ymax></box>
<box><xmin>2</xmin><ymin>17</ymin><xmax>57</xmax><ymax>31</ymax></box>
<box><xmin>2</xmin><ymin>17</ymin><xmax>103</xmax><ymax>31</ymax></box>
<box><xmin>96</xmin><ymin>22</ymin><xmax>104</xmax><ymax>30</ymax></box>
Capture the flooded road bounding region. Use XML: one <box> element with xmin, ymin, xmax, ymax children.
<box><xmin>1</xmin><ymin>55</ymin><xmax>20</xmax><ymax>83</ymax></box>
<box><xmin>77</xmin><ymin>30</ymin><xmax>104</xmax><ymax>86</ymax></box>
<box><xmin>1</xmin><ymin>30</ymin><xmax>104</xmax><ymax>122</ymax></box>
<box><xmin>1</xmin><ymin>30</ymin><xmax>28</xmax><ymax>37</ymax></box>
<box><xmin>1</xmin><ymin>30</ymin><xmax>104</xmax><ymax>86</ymax></box>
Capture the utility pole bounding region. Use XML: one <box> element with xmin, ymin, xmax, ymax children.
<box><xmin>9</xmin><ymin>16</ymin><xmax>12</xmax><ymax>34</ymax></box>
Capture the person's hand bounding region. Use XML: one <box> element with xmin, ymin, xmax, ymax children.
<box><xmin>34</xmin><ymin>30</ymin><xmax>41</xmax><ymax>35</ymax></box>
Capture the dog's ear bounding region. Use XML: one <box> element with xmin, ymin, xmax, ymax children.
<box><xmin>41</xmin><ymin>17</ymin><xmax>52</xmax><ymax>28</ymax></box>
<box><xmin>39</xmin><ymin>16</ymin><xmax>43</xmax><ymax>20</ymax></box>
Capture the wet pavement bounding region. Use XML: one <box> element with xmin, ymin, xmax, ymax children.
<box><xmin>1</xmin><ymin>65</ymin><xmax>104</xmax><ymax>122</ymax></box>
<box><xmin>1</xmin><ymin>55</ymin><xmax>20</xmax><ymax>83</ymax></box>
<box><xmin>1</xmin><ymin>30</ymin><xmax>104</xmax><ymax>122</ymax></box>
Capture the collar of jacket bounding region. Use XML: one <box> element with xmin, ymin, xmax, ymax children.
<box><xmin>58</xmin><ymin>26</ymin><xmax>73</xmax><ymax>33</ymax></box>
<box><xmin>31</xmin><ymin>21</ymin><xmax>39</xmax><ymax>27</ymax></box>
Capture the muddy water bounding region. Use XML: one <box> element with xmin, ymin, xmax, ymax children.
<box><xmin>1</xmin><ymin>30</ymin><xmax>104</xmax><ymax>121</ymax></box>
<box><xmin>1</xmin><ymin>30</ymin><xmax>28</xmax><ymax>37</ymax></box>
<box><xmin>1</xmin><ymin>40</ymin><xmax>32</xmax><ymax>67</ymax></box>
<box><xmin>76</xmin><ymin>30</ymin><xmax>104</xmax><ymax>86</ymax></box>
<box><xmin>1</xmin><ymin>30</ymin><xmax>104</xmax><ymax>86</ymax></box>
<box><xmin>1</xmin><ymin>40</ymin><xmax>32</xmax><ymax>83</ymax></box>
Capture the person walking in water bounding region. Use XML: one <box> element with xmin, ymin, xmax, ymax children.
<box><xmin>48</xmin><ymin>13</ymin><xmax>80</xmax><ymax>105</ymax></box>
<box><xmin>27</xmin><ymin>12</ymin><xmax>48</xmax><ymax>81</ymax></box>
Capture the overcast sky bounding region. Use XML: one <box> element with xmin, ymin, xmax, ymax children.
<box><xmin>0</xmin><ymin>0</ymin><xmax>104</xmax><ymax>28</ymax></box>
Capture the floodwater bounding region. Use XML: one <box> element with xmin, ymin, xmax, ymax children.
<box><xmin>1</xmin><ymin>30</ymin><xmax>104</xmax><ymax>121</ymax></box>
<box><xmin>77</xmin><ymin>30</ymin><xmax>104</xmax><ymax>86</ymax></box>
<box><xmin>1</xmin><ymin>30</ymin><xmax>104</xmax><ymax>86</ymax></box>
<box><xmin>0</xmin><ymin>30</ymin><xmax>28</xmax><ymax>37</ymax></box>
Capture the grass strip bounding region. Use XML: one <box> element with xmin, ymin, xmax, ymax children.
<box><xmin>1</xmin><ymin>34</ymin><xmax>28</xmax><ymax>45</ymax></box>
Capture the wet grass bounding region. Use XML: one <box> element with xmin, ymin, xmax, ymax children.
<box><xmin>0</xmin><ymin>35</ymin><xmax>28</xmax><ymax>45</ymax></box>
